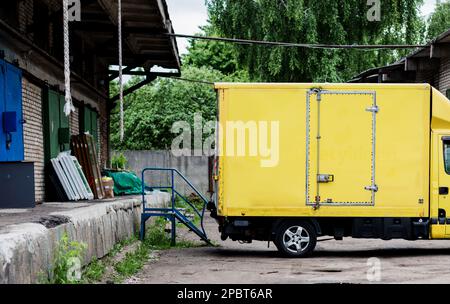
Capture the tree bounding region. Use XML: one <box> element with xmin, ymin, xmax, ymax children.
<box><xmin>427</xmin><ymin>0</ymin><xmax>450</xmax><ymax>40</ymax></box>
<box><xmin>207</xmin><ymin>0</ymin><xmax>426</xmax><ymax>82</ymax></box>
<box><xmin>110</xmin><ymin>66</ymin><xmax>248</xmax><ymax>150</ymax></box>
<box><xmin>182</xmin><ymin>24</ymin><xmax>241</xmax><ymax>75</ymax></box>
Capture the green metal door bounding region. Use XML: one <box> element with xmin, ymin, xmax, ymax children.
<box><xmin>83</xmin><ymin>106</ymin><xmax>98</xmax><ymax>150</ymax></box>
<box><xmin>43</xmin><ymin>89</ymin><xmax>69</xmax><ymax>163</ymax></box>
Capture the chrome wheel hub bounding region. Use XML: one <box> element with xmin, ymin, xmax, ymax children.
<box><xmin>283</xmin><ymin>225</ymin><xmax>310</xmax><ymax>253</ymax></box>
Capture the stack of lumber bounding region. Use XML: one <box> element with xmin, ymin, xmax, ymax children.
<box><xmin>71</xmin><ymin>134</ymin><xmax>105</xmax><ymax>199</ymax></box>
<box><xmin>50</xmin><ymin>152</ymin><xmax>94</xmax><ymax>201</ymax></box>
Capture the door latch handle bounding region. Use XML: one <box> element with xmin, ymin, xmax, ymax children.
<box><xmin>317</xmin><ymin>174</ymin><xmax>334</xmax><ymax>183</ymax></box>
<box><xmin>439</xmin><ymin>187</ymin><xmax>449</xmax><ymax>195</ymax></box>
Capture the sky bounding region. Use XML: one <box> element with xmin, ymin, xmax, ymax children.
<box><xmin>166</xmin><ymin>0</ymin><xmax>209</xmax><ymax>55</ymax></box>
<box><xmin>166</xmin><ymin>0</ymin><xmax>439</xmax><ymax>55</ymax></box>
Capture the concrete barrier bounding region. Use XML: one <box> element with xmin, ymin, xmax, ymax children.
<box><xmin>0</xmin><ymin>193</ymin><xmax>170</xmax><ymax>284</ymax></box>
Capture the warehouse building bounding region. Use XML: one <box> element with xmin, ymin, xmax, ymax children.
<box><xmin>0</xmin><ymin>0</ymin><xmax>180</xmax><ymax>204</ymax></box>
<box><xmin>350</xmin><ymin>29</ymin><xmax>450</xmax><ymax>98</ymax></box>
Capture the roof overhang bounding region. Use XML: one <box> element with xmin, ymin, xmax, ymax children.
<box><xmin>350</xmin><ymin>28</ymin><xmax>450</xmax><ymax>83</ymax></box>
<box><xmin>74</xmin><ymin>0</ymin><xmax>181</xmax><ymax>75</ymax></box>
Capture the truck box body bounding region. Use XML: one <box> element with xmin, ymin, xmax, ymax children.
<box><xmin>214</xmin><ymin>84</ymin><xmax>450</xmax><ymax>221</ymax></box>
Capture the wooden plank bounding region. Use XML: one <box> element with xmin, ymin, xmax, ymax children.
<box><xmin>86</xmin><ymin>134</ymin><xmax>105</xmax><ymax>199</ymax></box>
<box><xmin>71</xmin><ymin>135</ymin><xmax>98</xmax><ymax>198</ymax></box>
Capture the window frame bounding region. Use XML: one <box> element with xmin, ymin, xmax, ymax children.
<box><xmin>442</xmin><ymin>137</ymin><xmax>450</xmax><ymax>175</ymax></box>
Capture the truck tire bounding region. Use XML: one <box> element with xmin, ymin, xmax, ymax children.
<box><xmin>274</xmin><ymin>220</ymin><xmax>317</xmax><ymax>257</ymax></box>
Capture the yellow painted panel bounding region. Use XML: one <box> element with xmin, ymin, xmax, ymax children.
<box><xmin>430</xmin><ymin>224</ymin><xmax>450</xmax><ymax>239</ymax></box>
<box><xmin>216</xmin><ymin>83</ymin><xmax>432</xmax><ymax>218</ymax></box>
<box><xmin>432</xmin><ymin>88</ymin><xmax>450</xmax><ymax>130</ymax></box>
<box><xmin>219</xmin><ymin>88</ymin><xmax>306</xmax><ymax>215</ymax></box>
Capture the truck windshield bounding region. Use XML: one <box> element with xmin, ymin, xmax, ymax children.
<box><xmin>444</xmin><ymin>140</ymin><xmax>450</xmax><ymax>174</ymax></box>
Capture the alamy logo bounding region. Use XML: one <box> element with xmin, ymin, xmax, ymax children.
<box><xmin>68</xmin><ymin>0</ymin><xmax>81</xmax><ymax>22</ymax></box>
<box><xmin>366</xmin><ymin>257</ymin><xmax>381</xmax><ymax>282</ymax></box>
<box><xmin>171</xmin><ymin>113</ymin><xmax>280</xmax><ymax>168</ymax></box>
<box><xmin>367</xmin><ymin>0</ymin><xmax>381</xmax><ymax>22</ymax></box>
<box><xmin>66</xmin><ymin>257</ymin><xmax>82</xmax><ymax>281</ymax></box>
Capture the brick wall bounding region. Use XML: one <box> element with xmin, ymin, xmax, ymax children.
<box><xmin>22</xmin><ymin>77</ymin><xmax>45</xmax><ymax>203</ymax></box>
<box><xmin>98</xmin><ymin>100</ymin><xmax>108</xmax><ymax>167</ymax></box>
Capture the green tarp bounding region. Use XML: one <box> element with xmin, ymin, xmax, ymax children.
<box><xmin>103</xmin><ymin>170</ymin><xmax>142</xmax><ymax>196</ymax></box>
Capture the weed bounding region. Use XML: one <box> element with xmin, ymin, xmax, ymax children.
<box><xmin>143</xmin><ymin>217</ymin><xmax>197</xmax><ymax>249</ymax></box>
<box><xmin>80</xmin><ymin>216</ymin><xmax>201</xmax><ymax>284</ymax></box>
<box><xmin>46</xmin><ymin>233</ymin><xmax>87</xmax><ymax>284</ymax></box>
<box><xmin>82</xmin><ymin>259</ymin><xmax>106</xmax><ymax>283</ymax></box>
<box><xmin>113</xmin><ymin>244</ymin><xmax>149</xmax><ymax>280</ymax></box>
<box><xmin>111</xmin><ymin>152</ymin><xmax>128</xmax><ymax>170</ymax></box>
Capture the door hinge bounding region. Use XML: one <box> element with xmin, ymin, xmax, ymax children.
<box><xmin>366</xmin><ymin>105</ymin><xmax>379</xmax><ymax>113</ymax></box>
<box><xmin>365</xmin><ymin>185</ymin><xmax>378</xmax><ymax>192</ymax></box>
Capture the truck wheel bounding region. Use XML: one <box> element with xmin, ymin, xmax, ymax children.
<box><xmin>274</xmin><ymin>220</ymin><xmax>317</xmax><ymax>257</ymax></box>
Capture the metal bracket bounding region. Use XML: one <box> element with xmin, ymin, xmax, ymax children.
<box><xmin>366</xmin><ymin>105</ymin><xmax>379</xmax><ymax>113</ymax></box>
<box><xmin>364</xmin><ymin>185</ymin><xmax>378</xmax><ymax>192</ymax></box>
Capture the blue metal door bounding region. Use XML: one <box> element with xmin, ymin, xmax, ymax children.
<box><xmin>0</xmin><ymin>59</ymin><xmax>24</xmax><ymax>161</ymax></box>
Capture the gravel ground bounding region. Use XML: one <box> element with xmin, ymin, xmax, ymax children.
<box><xmin>128</xmin><ymin>216</ymin><xmax>450</xmax><ymax>284</ymax></box>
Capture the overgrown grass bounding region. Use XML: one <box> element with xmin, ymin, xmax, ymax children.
<box><xmin>80</xmin><ymin>217</ymin><xmax>200</xmax><ymax>283</ymax></box>
<box><xmin>81</xmin><ymin>235</ymin><xmax>138</xmax><ymax>283</ymax></box>
<box><xmin>82</xmin><ymin>259</ymin><xmax>106</xmax><ymax>282</ymax></box>
<box><xmin>143</xmin><ymin>217</ymin><xmax>197</xmax><ymax>250</ymax></box>
<box><xmin>113</xmin><ymin>244</ymin><xmax>150</xmax><ymax>281</ymax></box>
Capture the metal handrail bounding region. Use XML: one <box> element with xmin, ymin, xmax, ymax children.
<box><xmin>141</xmin><ymin>167</ymin><xmax>209</xmax><ymax>239</ymax></box>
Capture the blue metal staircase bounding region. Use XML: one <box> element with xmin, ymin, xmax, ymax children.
<box><xmin>139</xmin><ymin>168</ymin><xmax>211</xmax><ymax>245</ymax></box>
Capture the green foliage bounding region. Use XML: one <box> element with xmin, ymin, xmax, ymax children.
<box><xmin>48</xmin><ymin>233</ymin><xmax>87</xmax><ymax>284</ymax></box>
<box><xmin>185</xmin><ymin>193</ymin><xmax>205</xmax><ymax>211</ymax></box>
<box><xmin>143</xmin><ymin>217</ymin><xmax>197</xmax><ymax>250</ymax></box>
<box><xmin>427</xmin><ymin>1</ymin><xmax>450</xmax><ymax>40</ymax></box>
<box><xmin>81</xmin><ymin>235</ymin><xmax>138</xmax><ymax>283</ymax></box>
<box><xmin>110</xmin><ymin>65</ymin><xmax>248</xmax><ymax>150</ymax></box>
<box><xmin>207</xmin><ymin>0</ymin><xmax>426</xmax><ymax>82</ymax></box>
<box><xmin>110</xmin><ymin>218</ymin><xmax>197</xmax><ymax>282</ymax></box>
<box><xmin>82</xmin><ymin>259</ymin><xmax>106</xmax><ymax>283</ymax></box>
<box><xmin>78</xmin><ymin>219</ymin><xmax>203</xmax><ymax>283</ymax></box>
<box><xmin>182</xmin><ymin>24</ymin><xmax>241</xmax><ymax>75</ymax></box>
<box><xmin>111</xmin><ymin>152</ymin><xmax>128</xmax><ymax>170</ymax></box>
<box><xmin>113</xmin><ymin>244</ymin><xmax>149</xmax><ymax>278</ymax></box>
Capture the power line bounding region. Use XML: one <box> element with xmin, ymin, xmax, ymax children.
<box><xmin>167</xmin><ymin>33</ymin><xmax>427</xmax><ymax>50</ymax></box>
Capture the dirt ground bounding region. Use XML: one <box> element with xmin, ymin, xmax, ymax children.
<box><xmin>127</xmin><ymin>216</ymin><xmax>450</xmax><ymax>284</ymax></box>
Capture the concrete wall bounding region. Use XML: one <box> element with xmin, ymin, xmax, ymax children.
<box><xmin>0</xmin><ymin>199</ymin><xmax>141</xmax><ymax>284</ymax></box>
<box><xmin>118</xmin><ymin>150</ymin><xmax>211</xmax><ymax>198</ymax></box>
<box><xmin>0</xmin><ymin>193</ymin><xmax>171</xmax><ymax>284</ymax></box>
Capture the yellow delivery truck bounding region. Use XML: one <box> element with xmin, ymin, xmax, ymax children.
<box><xmin>209</xmin><ymin>83</ymin><xmax>450</xmax><ymax>257</ymax></box>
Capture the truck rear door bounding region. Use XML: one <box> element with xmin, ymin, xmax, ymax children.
<box><xmin>307</xmin><ymin>90</ymin><xmax>377</xmax><ymax>206</ymax></box>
